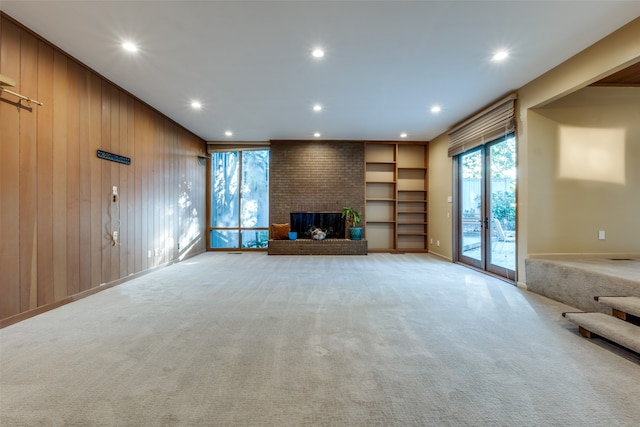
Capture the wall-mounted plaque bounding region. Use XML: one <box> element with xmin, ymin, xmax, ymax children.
<box><xmin>97</xmin><ymin>150</ymin><xmax>131</xmax><ymax>165</ymax></box>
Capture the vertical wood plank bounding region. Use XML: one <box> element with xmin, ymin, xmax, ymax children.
<box><xmin>172</xmin><ymin>126</ymin><xmax>179</xmax><ymax>258</ymax></box>
<box><xmin>179</xmin><ymin>130</ymin><xmax>187</xmax><ymax>254</ymax></box>
<box><xmin>101</xmin><ymin>80</ymin><xmax>112</xmax><ymax>284</ymax></box>
<box><xmin>149</xmin><ymin>111</ymin><xmax>156</xmax><ymax>266</ymax></box>
<box><xmin>109</xmin><ymin>85</ymin><xmax>120</xmax><ymax>281</ymax></box>
<box><xmin>150</xmin><ymin>113</ymin><xmax>157</xmax><ymax>265</ymax></box>
<box><xmin>171</xmin><ymin>127</ymin><xmax>179</xmax><ymax>259</ymax></box>
<box><xmin>89</xmin><ymin>73</ymin><xmax>102</xmax><ymax>288</ymax></box>
<box><xmin>159</xmin><ymin>121</ymin><xmax>167</xmax><ymax>263</ymax></box>
<box><xmin>36</xmin><ymin>40</ymin><xmax>55</xmax><ymax>307</ymax></box>
<box><xmin>127</xmin><ymin>97</ymin><xmax>136</xmax><ymax>275</ymax></box>
<box><xmin>160</xmin><ymin>119</ymin><xmax>167</xmax><ymax>263</ymax></box>
<box><xmin>154</xmin><ymin>120</ymin><xmax>160</xmax><ymax>263</ymax></box>
<box><xmin>144</xmin><ymin>104</ymin><xmax>152</xmax><ymax>270</ymax></box>
<box><xmin>169</xmin><ymin>125</ymin><xmax>175</xmax><ymax>259</ymax></box>
<box><xmin>177</xmin><ymin>129</ymin><xmax>185</xmax><ymax>256</ymax></box>
<box><xmin>149</xmin><ymin>114</ymin><xmax>157</xmax><ymax>266</ymax></box>
<box><xmin>18</xmin><ymin>29</ymin><xmax>39</xmax><ymax>312</ymax></box>
<box><xmin>118</xmin><ymin>91</ymin><xmax>128</xmax><ymax>278</ymax></box>
<box><xmin>78</xmin><ymin>67</ymin><xmax>92</xmax><ymax>292</ymax></box>
<box><xmin>66</xmin><ymin>60</ymin><xmax>81</xmax><ymax>296</ymax></box>
<box><xmin>133</xmin><ymin>101</ymin><xmax>148</xmax><ymax>271</ymax></box>
<box><xmin>194</xmin><ymin>136</ymin><xmax>205</xmax><ymax>253</ymax></box>
<box><xmin>0</xmin><ymin>20</ymin><xmax>22</xmax><ymax>318</ymax></box>
<box><xmin>155</xmin><ymin>118</ymin><xmax>161</xmax><ymax>262</ymax></box>
<box><xmin>52</xmin><ymin>50</ymin><xmax>68</xmax><ymax>302</ymax></box>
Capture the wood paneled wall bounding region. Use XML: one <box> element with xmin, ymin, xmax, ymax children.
<box><xmin>0</xmin><ymin>15</ymin><xmax>207</xmax><ymax>325</ymax></box>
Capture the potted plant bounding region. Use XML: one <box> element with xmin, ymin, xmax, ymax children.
<box><xmin>342</xmin><ymin>207</ymin><xmax>363</xmax><ymax>240</ymax></box>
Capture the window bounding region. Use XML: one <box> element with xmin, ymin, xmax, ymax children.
<box><xmin>210</xmin><ymin>150</ymin><xmax>269</xmax><ymax>249</ymax></box>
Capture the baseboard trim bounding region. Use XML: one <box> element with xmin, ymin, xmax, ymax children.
<box><xmin>428</xmin><ymin>251</ymin><xmax>453</xmax><ymax>262</ymax></box>
<box><xmin>527</xmin><ymin>252</ymin><xmax>640</xmax><ymax>260</ymax></box>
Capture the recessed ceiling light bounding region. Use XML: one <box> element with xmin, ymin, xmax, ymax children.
<box><xmin>191</xmin><ymin>101</ymin><xmax>202</xmax><ymax>109</ymax></box>
<box><xmin>311</xmin><ymin>48</ymin><xmax>325</xmax><ymax>58</ymax></box>
<box><xmin>225</xmin><ymin>131</ymin><xmax>233</xmax><ymax>137</ymax></box>
<box><xmin>122</xmin><ymin>41</ymin><xmax>138</xmax><ymax>53</ymax></box>
<box><xmin>492</xmin><ymin>49</ymin><xmax>509</xmax><ymax>62</ymax></box>
<box><xmin>313</xmin><ymin>132</ymin><xmax>321</xmax><ymax>138</ymax></box>
<box><xmin>400</xmin><ymin>133</ymin><xmax>408</xmax><ymax>138</ymax></box>
<box><xmin>431</xmin><ymin>105</ymin><xmax>441</xmax><ymax>114</ymax></box>
<box><xmin>313</xmin><ymin>104</ymin><xmax>323</xmax><ymax>112</ymax></box>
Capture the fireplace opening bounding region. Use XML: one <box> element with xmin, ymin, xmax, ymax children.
<box><xmin>290</xmin><ymin>212</ymin><xmax>345</xmax><ymax>239</ymax></box>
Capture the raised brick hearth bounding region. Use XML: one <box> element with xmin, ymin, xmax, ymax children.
<box><xmin>268</xmin><ymin>239</ymin><xmax>367</xmax><ymax>255</ymax></box>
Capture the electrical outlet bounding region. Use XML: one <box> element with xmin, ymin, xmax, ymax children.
<box><xmin>113</xmin><ymin>231</ymin><xmax>118</xmax><ymax>242</ymax></box>
<box><xmin>598</xmin><ymin>230</ymin><xmax>605</xmax><ymax>240</ymax></box>
<box><xmin>430</xmin><ymin>238</ymin><xmax>433</xmax><ymax>244</ymax></box>
<box><xmin>437</xmin><ymin>240</ymin><xmax>440</xmax><ymax>247</ymax></box>
<box><xmin>112</xmin><ymin>186</ymin><xmax>118</xmax><ymax>196</ymax></box>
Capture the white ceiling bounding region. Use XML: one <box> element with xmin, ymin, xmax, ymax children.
<box><xmin>2</xmin><ymin>1</ymin><xmax>639</xmax><ymax>142</ymax></box>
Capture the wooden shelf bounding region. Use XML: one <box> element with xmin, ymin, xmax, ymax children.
<box><xmin>366</xmin><ymin>166</ymin><xmax>395</xmax><ymax>182</ymax></box>
<box><xmin>398</xmin><ymin>209</ymin><xmax>426</xmax><ymax>214</ymax></box>
<box><xmin>366</xmin><ymin>143</ymin><xmax>397</xmax><ymax>163</ymax></box>
<box><xmin>365</xmin><ymin>142</ymin><xmax>428</xmax><ymax>252</ymax></box>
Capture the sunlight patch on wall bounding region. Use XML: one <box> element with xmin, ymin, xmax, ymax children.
<box><xmin>558</xmin><ymin>126</ymin><xmax>625</xmax><ymax>184</ymax></box>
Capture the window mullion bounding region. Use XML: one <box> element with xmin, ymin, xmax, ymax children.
<box><xmin>237</xmin><ymin>151</ymin><xmax>243</xmax><ymax>248</ymax></box>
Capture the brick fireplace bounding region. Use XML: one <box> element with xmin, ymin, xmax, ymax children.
<box><xmin>268</xmin><ymin>140</ymin><xmax>366</xmax><ymax>255</ymax></box>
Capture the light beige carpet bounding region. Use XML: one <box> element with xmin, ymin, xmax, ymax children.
<box><xmin>1</xmin><ymin>253</ymin><xmax>640</xmax><ymax>426</ymax></box>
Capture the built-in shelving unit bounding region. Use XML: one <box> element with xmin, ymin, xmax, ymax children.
<box><xmin>364</xmin><ymin>142</ymin><xmax>428</xmax><ymax>252</ymax></box>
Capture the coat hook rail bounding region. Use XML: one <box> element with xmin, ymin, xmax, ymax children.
<box><xmin>0</xmin><ymin>87</ymin><xmax>43</xmax><ymax>106</ymax></box>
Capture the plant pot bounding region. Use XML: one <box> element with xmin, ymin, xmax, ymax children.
<box><xmin>349</xmin><ymin>227</ymin><xmax>363</xmax><ymax>240</ymax></box>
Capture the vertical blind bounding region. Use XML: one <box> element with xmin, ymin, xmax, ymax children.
<box><xmin>447</xmin><ymin>93</ymin><xmax>517</xmax><ymax>157</ymax></box>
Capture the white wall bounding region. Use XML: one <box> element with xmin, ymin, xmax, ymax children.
<box><xmin>527</xmin><ymin>87</ymin><xmax>640</xmax><ymax>255</ymax></box>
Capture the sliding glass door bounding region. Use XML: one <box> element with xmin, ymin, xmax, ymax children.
<box><xmin>459</xmin><ymin>148</ymin><xmax>483</xmax><ymax>269</ymax></box>
<box><xmin>457</xmin><ymin>135</ymin><xmax>516</xmax><ymax>280</ymax></box>
<box><xmin>487</xmin><ymin>138</ymin><xmax>516</xmax><ymax>275</ymax></box>
<box><xmin>210</xmin><ymin>150</ymin><xmax>269</xmax><ymax>249</ymax></box>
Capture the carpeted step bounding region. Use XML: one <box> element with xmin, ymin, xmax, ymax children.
<box><xmin>563</xmin><ymin>312</ymin><xmax>640</xmax><ymax>354</ymax></box>
<box><xmin>594</xmin><ymin>296</ymin><xmax>640</xmax><ymax>319</ymax></box>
